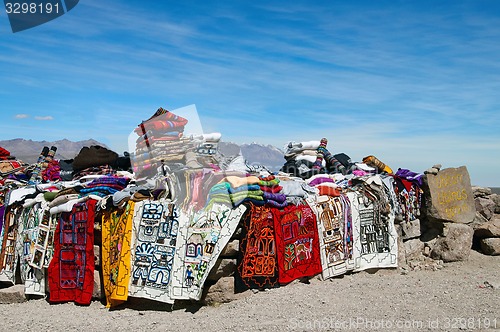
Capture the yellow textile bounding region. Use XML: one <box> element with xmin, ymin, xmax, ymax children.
<box><xmin>101</xmin><ymin>201</ymin><xmax>135</xmax><ymax>308</ymax></box>
<box><xmin>223</xmin><ymin>175</ymin><xmax>260</xmax><ymax>188</ymax></box>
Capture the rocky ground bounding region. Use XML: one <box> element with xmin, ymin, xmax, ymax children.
<box><xmin>0</xmin><ymin>250</ymin><xmax>498</xmax><ymax>332</ymax></box>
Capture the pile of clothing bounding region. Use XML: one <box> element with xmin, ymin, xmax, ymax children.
<box><xmin>281</xmin><ymin>138</ymin><xmax>352</xmax><ymax>179</ymax></box>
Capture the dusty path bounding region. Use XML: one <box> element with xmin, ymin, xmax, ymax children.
<box><xmin>1</xmin><ymin>250</ymin><xmax>499</xmax><ymax>332</ymax></box>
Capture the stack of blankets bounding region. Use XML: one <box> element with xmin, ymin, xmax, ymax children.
<box><xmin>206</xmin><ymin>174</ymin><xmax>287</xmax><ymax>209</ymax></box>
<box><xmin>133</xmin><ymin>107</ymin><xmax>192</xmax><ymax>177</ymax></box>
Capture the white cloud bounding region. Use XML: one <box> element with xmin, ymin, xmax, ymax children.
<box><xmin>34</xmin><ymin>116</ymin><xmax>54</xmax><ymax>121</ymax></box>
<box><xmin>15</xmin><ymin>113</ymin><xmax>29</xmax><ymax>119</ymax></box>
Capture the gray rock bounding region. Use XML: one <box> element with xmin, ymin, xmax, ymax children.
<box><xmin>474</xmin><ymin>217</ymin><xmax>500</xmax><ymax>238</ymax></box>
<box><xmin>469</xmin><ymin>212</ymin><xmax>489</xmax><ymax>231</ymax></box>
<box><xmin>480</xmin><ymin>238</ymin><xmax>500</xmax><ymax>256</ymax></box>
<box><xmin>490</xmin><ymin>194</ymin><xmax>500</xmax><ymax>214</ymax></box>
<box><xmin>472</xmin><ymin>186</ymin><xmax>492</xmax><ymax>198</ymax></box>
<box><xmin>432</xmin><ymin>164</ymin><xmax>442</xmax><ymax>170</ymax></box>
<box><xmin>401</xmin><ymin>219</ymin><xmax>421</xmax><ymax>240</ymax></box>
<box><xmin>475</xmin><ymin>197</ymin><xmax>495</xmax><ymax>220</ymax></box>
<box><xmin>423</xmin><ymin>166</ymin><xmax>476</xmax><ymax>224</ymax></box>
<box><xmin>430</xmin><ymin>223</ymin><xmax>473</xmax><ymax>262</ymax></box>
<box><xmin>220</xmin><ymin>240</ymin><xmax>239</xmax><ymax>258</ymax></box>
<box><xmin>203</xmin><ymin>276</ymin><xmax>250</xmax><ymax>305</ymax></box>
<box><xmin>424</xmin><ymin>167</ymin><xmax>439</xmax><ymax>175</ymax></box>
<box><xmin>207</xmin><ymin>258</ymin><xmax>237</xmax><ymax>282</ymax></box>
<box><xmin>93</xmin><ymin>269</ymin><xmax>104</xmax><ymax>299</ymax></box>
<box><xmin>0</xmin><ymin>284</ymin><xmax>26</xmax><ymax>303</ymax></box>
<box><xmin>94</xmin><ymin>245</ymin><xmax>100</xmax><ymax>267</ymax></box>
<box><xmin>403</xmin><ymin>238</ymin><xmax>424</xmax><ymax>261</ymax></box>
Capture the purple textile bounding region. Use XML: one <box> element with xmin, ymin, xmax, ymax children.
<box><xmin>308</xmin><ymin>177</ymin><xmax>334</xmax><ymax>186</ymax></box>
<box><xmin>395</xmin><ymin>168</ymin><xmax>424</xmax><ymax>187</ymax></box>
<box><xmin>0</xmin><ymin>205</ymin><xmax>5</xmax><ymax>233</ymax></box>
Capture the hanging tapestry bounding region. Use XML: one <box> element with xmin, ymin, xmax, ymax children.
<box><xmin>235</xmin><ymin>203</ymin><xmax>279</xmax><ymax>292</ymax></box>
<box><xmin>101</xmin><ymin>201</ymin><xmax>135</xmax><ymax>308</ymax></box>
<box><xmin>0</xmin><ymin>205</ymin><xmax>23</xmax><ymax>284</ymax></box>
<box><xmin>48</xmin><ymin>199</ymin><xmax>96</xmax><ymax>305</ymax></box>
<box><xmin>30</xmin><ymin>212</ymin><xmax>58</xmax><ymax>269</ymax></box>
<box><xmin>306</xmin><ymin>194</ymin><xmax>354</xmax><ymax>279</ymax></box>
<box><xmin>20</xmin><ymin>200</ymin><xmax>49</xmax><ymax>296</ymax></box>
<box><xmin>170</xmin><ymin>203</ymin><xmax>246</xmax><ymax>301</ymax></box>
<box><xmin>272</xmin><ymin>204</ymin><xmax>322</xmax><ymax>284</ymax></box>
<box><xmin>128</xmin><ymin>200</ymin><xmax>183</xmax><ymax>304</ymax></box>
<box><xmin>348</xmin><ymin>191</ymin><xmax>398</xmax><ymax>272</ymax></box>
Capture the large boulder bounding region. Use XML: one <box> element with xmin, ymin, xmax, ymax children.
<box><xmin>423</xmin><ymin>166</ymin><xmax>476</xmax><ymax>224</ymax></box>
<box><xmin>490</xmin><ymin>194</ymin><xmax>500</xmax><ymax>214</ymax></box>
<box><xmin>472</xmin><ymin>186</ymin><xmax>492</xmax><ymax>198</ymax></box>
<box><xmin>203</xmin><ymin>276</ymin><xmax>249</xmax><ymax>305</ymax></box>
<box><xmin>480</xmin><ymin>238</ymin><xmax>500</xmax><ymax>256</ymax></box>
<box><xmin>0</xmin><ymin>284</ymin><xmax>26</xmax><ymax>303</ymax></box>
<box><xmin>474</xmin><ymin>217</ymin><xmax>500</xmax><ymax>238</ymax></box>
<box><xmin>475</xmin><ymin>197</ymin><xmax>495</xmax><ymax>221</ymax></box>
<box><xmin>404</xmin><ymin>238</ymin><xmax>424</xmax><ymax>261</ymax></box>
<box><xmin>401</xmin><ymin>219</ymin><xmax>421</xmax><ymax>240</ymax></box>
<box><xmin>207</xmin><ymin>258</ymin><xmax>237</xmax><ymax>282</ymax></box>
<box><xmin>430</xmin><ymin>223</ymin><xmax>473</xmax><ymax>262</ymax></box>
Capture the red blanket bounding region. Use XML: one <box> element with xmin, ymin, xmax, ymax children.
<box><xmin>48</xmin><ymin>199</ymin><xmax>96</xmax><ymax>305</ymax></box>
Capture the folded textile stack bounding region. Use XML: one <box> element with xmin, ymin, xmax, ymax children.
<box><xmin>281</xmin><ymin>139</ymin><xmax>350</xmax><ymax>179</ymax></box>
<box><xmin>0</xmin><ymin>147</ymin><xmax>14</xmax><ymax>161</ymax></box>
<box><xmin>186</xmin><ymin>132</ymin><xmax>222</xmax><ymax>168</ymax></box>
<box><xmin>133</xmin><ymin>107</ymin><xmax>192</xmax><ymax>178</ymax></box>
<box><xmin>79</xmin><ymin>175</ymin><xmax>131</xmax><ymax>197</ymax></box>
<box><xmin>281</xmin><ymin>140</ymin><xmax>322</xmax><ymax>178</ymax></box>
<box><xmin>72</xmin><ymin>145</ymin><xmax>119</xmax><ymax>179</ymax></box>
<box><xmin>205</xmin><ymin>174</ymin><xmax>286</xmax><ymax>208</ymax></box>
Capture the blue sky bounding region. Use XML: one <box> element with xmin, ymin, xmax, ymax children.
<box><xmin>1</xmin><ymin>0</ymin><xmax>499</xmax><ymax>186</ymax></box>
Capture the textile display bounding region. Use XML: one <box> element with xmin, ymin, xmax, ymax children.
<box><xmin>128</xmin><ymin>200</ymin><xmax>182</xmax><ymax>304</ymax></box>
<box><xmin>170</xmin><ymin>203</ymin><xmax>247</xmax><ymax>301</ymax></box>
<box><xmin>48</xmin><ymin>199</ymin><xmax>97</xmax><ymax>305</ymax></box>
<box><xmin>272</xmin><ymin>204</ymin><xmax>322</xmax><ymax>284</ymax></box>
<box><xmin>235</xmin><ymin>204</ymin><xmax>279</xmax><ymax>292</ymax></box>
<box><xmin>0</xmin><ymin>205</ymin><xmax>23</xmax><ymax>283</ymax></box>
<box><xmin>306</xmin><ymin>195</ymin><xmax>354</xmax><ymax>279</ymax></box>
<box><xmin>101</xmin><ymin>201</ymin><xmax>135</xmax><ymax>307</ymax></box>
<box><xmin>348</xmin><ymin>189</ymin><xmax>398</xmax><ymax>272</ymax></box>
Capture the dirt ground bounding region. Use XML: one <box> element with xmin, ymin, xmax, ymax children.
<box><xmin>0</xmin><ymin>250</ymin><xmax>498</xmax><ymax>332</ymax></box>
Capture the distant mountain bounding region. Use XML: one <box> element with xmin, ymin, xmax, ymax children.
<box><xmin>0</xmin><ymin>138</ymin><xmax>108</xmax><ymax>164</ymax></box>
<box><xmin>0</xmin><ymin>138</ymin><xmax>286</xmax><ymax>170</ymax></box>
<box><xmin>219</xmin><ymin>141</ymin><xmax>284</xmax><ymax>171</ymax></box>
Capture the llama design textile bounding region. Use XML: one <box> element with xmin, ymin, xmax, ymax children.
<box><xmin>272</xmin><ymin>204</ymin><xmax>322</xmax><ymax>284</ymax></box>
<box><xmin>306</xmin><ymin>194</ymin><xmax>354</xmax><ymax>279</ymax></box>
<box><xmin>235</xmin><ymin>203</ymin><xmax>279</xmax><ymax>292</ymax></box>
<box><xmin>48</xmin><ymin>199</ymin><xmax>97</xmax><ymax>305</ymax></box>
<box><xmin>348</xmin><ymin>190</ymin><xmax>398</xmax><ymax>272</ymax></box>
<box><xmin>128</xmin><ymin>200</ymin><xmax>182</xmax><ymax>304</ymax></box>
<box><xmin>170</xmin><ymin>203</ymin><xmax>246</xmax><ymax>301</ymax></box>
<box><xmin>101</xmin><ymin>201</ymin><xmax>135</xmax><ymax>308</ymax></box>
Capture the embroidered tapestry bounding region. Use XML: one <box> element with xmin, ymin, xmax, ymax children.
<box><xmin>272</xmin><ymin>204</ymin><xmax>322</xmax><ymax>284</ymax></box>
<box><xmin>170</xmin><ymin>203</ymin><xmax>246</xmax><ymax>301</ymax></box>
<box><xmin>235</xmin><ymin>203</ymin><xmax>279</xmax><ymax>292</ymax></box>
<box><xmin>348</xmin><ymin>191</ymin><xmax>398</xmax><ymax>272</ymax></box>
<box><xmin>306</xmin><ymin>195</ymin><xmax>354</xmax><ymax>279</ymax></box>
<box><xmin>128</xmin><ymin>200</ymin><xmax>182</xmax><ymax>304</ymax></box>
<box><xmin>101</xmin><ymin>201</ymin><xmax>135</xmax><ymax>308</ymax></box>
<box><xmin>48</xmin><ymin>199</ymin><xmax>96</xmax><ymax>305</ymax></box>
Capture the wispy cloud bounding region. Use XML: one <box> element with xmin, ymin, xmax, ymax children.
<box><xmin>15</xmin><ymin>114</ymin><xmax>29</xmax><ymax>119</ymax></box>
<box><xmin>34</xmin><ymin>116</ymin><xmax>54</xmax><ymax>121</ymax></box>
